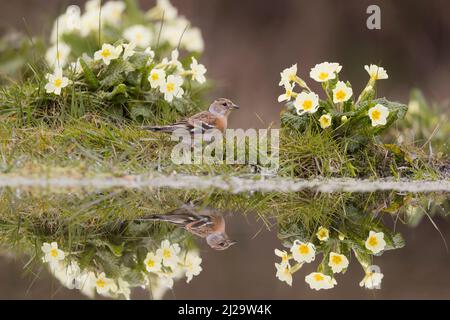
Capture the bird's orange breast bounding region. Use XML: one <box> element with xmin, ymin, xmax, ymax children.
<box><xmin>215</xmin><ymin>116</ymin><xmax>228</xmax><ymax>133</ymax></box>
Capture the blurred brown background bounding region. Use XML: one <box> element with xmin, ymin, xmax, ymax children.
<box><xmin>0</xmin><ymin>0</ymin><xmax>449</xmax><ymax>299</ymax></box>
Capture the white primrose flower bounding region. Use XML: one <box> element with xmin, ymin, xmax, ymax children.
<box><xmin>144</xmin><ymin>252</ymin><xmax>163</xmax><ymax>273</ymax></box>
<box><xmin>332</xmin><ymin>81</ymin><xmax>353</xmax><ymax>103</ymax></box>
<box><xmin>144</xmin><ymin>47</ymin><xmax>156</xmax><ymax>59</ymax></box>
<box><xmin>69</xmin><ymin>59</ymin><xmax>83</xmax><ymax>74</ymax></box>
<box><xmin>156</xmin><ymin>240</ymin><xmax>181</xmax><ymax>268</ymax></box>
<box><xmin>80</xmin><ymin>6</ymin><xmax>101</xmax><ymax>37</ymax></box>
<box><xmin>101</xmin><ymin>1</ymin><xmax>126</xmax><ymax>25</ymax></box>
<box><xmin>310</xmin><ymin>62</ymin><xmax>342</xmax><ymax>82</ymax></box>
<box><xmin>45</xmin><ymin>43</ymin><xmax>71</xmax><ymax>68</ymax></box>
<box><xmin>305</xmin><ymin>272</ymin><xmax>337</xmax><ymax>290</ymax></box>
<box><xmin>365</xmin><ymin>231</ymin><xmax>386</xmax><ymax>254</ymax></box>
<box><xmin>94</xmin><ymin>43</ymin><xmax>123</xmax><ymax>65</ymax></box>
<box><xmin>85</xmin><ymin>0</ymin><xmax>101</xmax><ymax>12</ymax></box>
<box><xmin>160</xmin><ymin>75</ymin><xmax>184</xmax><ymax>102</ymax></box>
<box><xmin>94</xmin><ymin>272</ymin><xmax>118</xmax><ymax>295</ymax></box>
<box><xmin>50</xmin><ymin>6</ymin><xmax>81</xmax><ymax>43</ymax></box>
<box><xmin>167</xmin><ymin>49</ymin><xmax>184</xmax><ymax>72</ymax></box>
<box><xmin>278</xmin><ymin>81</ymin><xmax>296</xmax><ymax>103</ymax></box>
<box><xmin>274</xmin><ymin>249</ymin><xmax>290</xmax><ymax>266</ymax></box>
<box><xmin>148</xmin><ymin>68</ymin><xmax>166</xmax><ymax>89</ymax></box>
<box><xmin>365</xmin><ymin>64</ymin><xmax>389</xmax><ymax>80</ymax></box>
<box><xmin>328</xmin><ymin>252</ymin><xmax>349</xmax><ymax>274</ymax></box>
<box><xmin>368</xmin><ymin>104</ymin><xmax>390</xmax><ymax>127</ymax></box>
<box><xmin>147</xmin><ymin>0</ymin><xmax>179</xmax><ymax>20</ymax></box>
<box><xmin>359</xmin><ymin>270</ymin><xmax>384</xmax><ymax>289</ymax></box>
<box><xmin>182</xmin><ymin>27</ymin><xmax>205</xmax><ymax>52</ymax></box>
<box><xmin>275</xmin><ymin>262</ymin><xmax>293</xmax><ymax>286</ymax></box>
<box><xmin>189</xmin><ymin>57</ymin><xmax>207</xmax><ymax>84</ymax></box>
<box><xmin>122</xmin><ymin>42</ymin><xmax>137</xmax><ymax>60</ymax></box>
<box><xmin>316</xmin><ymin>226</ymin><xmax>330</xmax><ymax>241</ymax></box>
<box><xmin>182</xmin><ymin>251</ymin><xmax>203</xmax><ymax>283</ymax></box>
<box><xmin>279</xmin><ymin>64</ymin><xmax>298</xmax><ymax>86</ymax></box>
<box><xmin>45</xmin><ymin>68</ymin><xmax>70</xmax><ymax>96</ymax></box>
<box><xmin>41</xmin><ymin>242</ymin><xmax>66</xmax><ymax>264</ymax></box>
<box><xmin>290</xmin><ymin>240</ymin><xmax>315</xmax><ymax>264</ymax></box>
<box><xmin>123</xmin><ymin>25</ymin><xmax>153</xmax><ymax>48</ymax></box>
<box><xmin>294</xmin><ymin>91</ymin><xmax>319</xmax><ymax>115</ymax></box>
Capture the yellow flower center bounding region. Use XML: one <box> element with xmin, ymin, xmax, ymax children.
<box><xmin>335</xmin><ymin>90</ymin><xmax>346</xmax><ymax>100</ymax></box>
<box><xmin>303</xmin><ymin>100</ymin><xmax>313</xmax><ymax>110</ymax></box>
<box><xmin>286</xmin><ymin>90</ymin><xmax>292</xmax><ymax>97</ymax></box>
<box><xmin>151</xmin><ymin>73</ymin><xmax>159</xmax><ymax>81</ymax></box>
<box><xmin>319</xmin><ymin>72</ymin><xmax>329</xmax><ymax>80</ymax></box>
<box><xmin>331</xmin><ymin>255</ymin><xmax>342</xmax><ymax>265</ymax></box>
<box><xmin>313</xmin><ymin>274</ymin><xmax>324</xmax><ymax>282</ymax></box>
<box><xmin>54</xmin><ymin>79</ymin><xmax>63</xmax><ymax>88</ymax></box>
<box><xmin>50</xmin><ymin>248</ymin><xmax>58</xmax><ymax>258</ymax></box>
<box><xmin>318</xmin><ymin>229</ymin><xmax>328</xmax><ymax>238</ymax></box>
<box><xmin>368</xmin><ymin>236</ymin><xmax>378</xmax><ymax>247</ymax></box>
<box><xmin>288</xmin><ymin>74</ymin><xmax>296</xmax><ymax>82</ymax></box>
<box><xmin>163</xmin><ymin>248</ymin><xmax>172</xmax><ymax>259</ymax></box>
<box><xmin>147</xmin><ymin>259</ymin><xmax>155</xmax><ymax>268</ymax></box>
<box><xmin>101</xmin><ymin>49</ymin><xmax>111</xmax><ymax>58</ymax></box>
<box><xmin>371</xmin><ymin>110</ymin><xmax>381</xmax><ymax>121</ymax></box>
<box><xmin>96</xmin><ymin>279</ymin><xmax>106</xmax><ymax>288</ymax></box>
<box><xmin>136</xmin><ymin>33</ymin><xmax>143</xmax><ymax>41</ymax></box>
<box><xmin>298</xmin><ymin>244</ymin><xmax>309</xmax><ymax>255</ymax></box>
<box><xmin>166</xmin><ymin>83</ymin><xmax>175</xmax><ymax>93</ymax></box>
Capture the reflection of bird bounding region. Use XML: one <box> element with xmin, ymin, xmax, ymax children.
<box><xmin>142</xmin><ymin>98</ymin><xmax>239</xmax><ymax>134</ymax></box>
<box><xmin>138</xmin><ymin>206</ymin><xmax>236</xmax><ymax>251</ymax></box>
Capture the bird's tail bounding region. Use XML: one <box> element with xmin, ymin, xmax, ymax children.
<box><xmin>136</xmin><ymin>214</ymin><xmax>194</xmax><ymax>227</ymax></box>
<box><xmin>142</xmin><ymin>123</ymin><xmax>189</xmax><ymax>133</ymax></box>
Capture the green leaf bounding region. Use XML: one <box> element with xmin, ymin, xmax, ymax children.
<box><xmin>79</xmin><ymin>59</ymin><xmax>100</xmax><ymax>90</ymax></box>
<box><xmin>100</xmin><ymin>59</ymin><xmax>134</xmax><ymax>88</ymax></box>
<box><xmin>130</xmin><ymin>104</ymin><xmax>152</xmax><ymax>122</ymax></box>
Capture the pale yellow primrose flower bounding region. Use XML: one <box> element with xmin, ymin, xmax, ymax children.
<box><xmin>45</xmin><ymin>68</ymin><xmax>69</xmax><ymax>96</ymax></box>
<box><xmin>41</xmin><ymin>242</ymin><xmax>66</xmax><ymax>264</ymax></box>
<box><xmin>319</xmin><ymin>114</ymin><xmax>332</xmax><ymax>129</ymax></box>
<box><xmin>94</xmin><ymin>272</ymin><xmax>117</xmax><ymax>295</ymax></box>
<box><xmin>190</xmin><ymin>57</ymin><xmax>207</xmax><ymax>84</ymax></box>
<box><xmin>156</xmin><ymin>240</ymin><xmax>181</xmax><ymax>268</ymax></box>
<box><xmin>279</xmin><ymin>64</ymin><xmax>298</xmax><ymax>86</ymax></box>
<box><xmin>94</xmin><ymin>43</ymin><xmax>123</xmax><ymax>65</ymax></box>
<box><xmin>274</xmin><ymin>248</ymin><xmax>290</xmax><ymax>265</ymax></box>
<box><xmin>144</xmin><ymin>252</ymin><xmax>162</xmax><ymax>273</ymax></box>
<box><xmin>360</xmin><ymin>270</ymin><xmax>384</xmax><ymax>289</ymax></box>
<box><xmin>160</xmin><ymin>75</ymin><xmax>184</xmax><ymax>102</ymax></box>
<box><xmin>45</xmin><ymin>43</ymin><xmax>71</xmax><ymax>68</ymax></box>
<box><xmin>101</xmin><ymin>1</ymin><xmax>126</xmax><ymax>25</ymax></box>
<box><xmin>275</xmin><ymin>262</ymin><xmax>293</xmax><ymax>286</ymax></box>
<box><xmin>278</xmin><ymin>81</ymin><xmax>296</xmax><ymax>103</ymax></box>
<box><xmin>290</xmin><ymin>240</ymin><xmax>315</xmax><ymax>263</ymax></box>
<box><xmin>365</xmin><ymin>64</ymin><xmax>388</xmax><ymax>80</ymax></box>
<box><xmin>310</xmin><ymin>62</ymin><xmax>342</xmax><ymax>82</ymax></box>
<box><xmin>294</xmin><ymin>91</ymin><xmax>319</xmax><ymax>115</ymax></box>
<box><xmin>123</xmin><ymin>25</ymin><xmax>153</xmax><ymax>48</ymax></box>
<box><xmin>328</xmin><ymin>252</ymin><xmax>349</xmax><ymax>273</ymax></box>
<box><xmin>316</xmin><ymin>226</ymin><xmax>330</xmax><ymax>241</ymax></box>
<box><xmin>182</xmin><ymin>28</ymin><xmax>205</xmax><ymax>52</ymax></box>
<box><xmin>147</xmin><ymin>0</ymin><xmax>179</xmax><ymax>20</ymax></box>
<box><xmin>182</xmin><ymin>251</ymin><xmax>203</xmax><ymax>283</ymax></box>
<box><xmin>365</xmin><ymin>231</ymin><xmax>386</xmax><ymax>254</ymax></box>
<box><xmin>305</xmin><ymin>272</ymin><xmax>337</xmax><ymax>290</ymax></box>
<box><xmin>368</xmin><ymin>104</ymin><xmax>389</xmax><ymax>127</ymax></box>
<box><xmin>149</xmin><ymin>68</ymin><xmax>166</xmax><ymax>89</ymax></box>
<box><xmin>122</xmin><ymin>42</ymin><xmax>137</xmax><ymax>60</ymax></box>
<box><xmin>332</xmin><ymin>81</ymin><xmax>353</xmax><ymax>103</ymax></box>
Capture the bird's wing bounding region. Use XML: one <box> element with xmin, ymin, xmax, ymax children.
<box><xmin>187</xmin><ymin>111</ymin><xmax>217</xmax><ymax>132</ymax></box>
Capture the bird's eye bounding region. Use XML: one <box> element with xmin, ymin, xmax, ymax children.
<box><xmin>222</xmin><ymin>102</ymin><xmax>227</xmax><ymax>106</ymax></box>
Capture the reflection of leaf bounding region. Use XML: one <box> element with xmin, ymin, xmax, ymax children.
<box><xmin>96</xmin><ymin>250</ymin><xmax>122</xmax><ymax>278</ymax></box>
<box><xmin>278</xmin><ymin>220</ymin><xmax>308</xmax><ymax>247</ymax></box>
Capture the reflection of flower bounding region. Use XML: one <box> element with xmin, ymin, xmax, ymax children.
<box><xmin>290</xmin><ymin>240</ymin><xmax>315</xmax><ymax>263</ymax></box>
<box><xmin>305</xmin><ymin>272</ymin><xmax>337</xmax><ymax>290</ymax></box>
<box><xmin>274</xmin><ymin>249</ymin><xmax>290</xmax><ymax>265</ymax></box>
<box><xmin>95</xmin><ymin>272</ymin><xmax>118</xmax><ymax>295</ymax></box>
<box><xmin>310</xmin><ymin>62</ymin><xmax>342</xmax><ymax>82</ymax></box>
<box><xmin>359</xmin><ymin>270</ymin><xmax>384</xmax><ymax>289</ymax></box>
<box><xmin>144</xmin><ymin>252</ymin><xmax>162</xmax><ymax>273</ymax></box>
<box><xmin>156</xmin><ymin>240</ymin><xmax>181</xmax><ymax>269</ymax></box>
<box><xmin>319</xmin><ymin>114</ymin><xmax>332</xmax><ymax>129</ymax></box>
<box><xmin>279</xmin><ymin>64</ymin><xmax>298</xmax><ymax>85</ymax></box>
<box><xmin>278</xmin><ymin>81</ymin><xmax>296</xmax><ymax>103</ymax></box>
<box><xmin>328</xmin><ymin>252</ymin><xmax>349</xmax><ymax>274</ymax></box>
<box><xmin>41</xmin><ymin>242</ymin><xmax>65</xmax><ymax>264</ymax></box>
<box><xmin>182</xmin><ymin>251</ymin><xmax>203</xmax><ymax>283</ymax></box>
<box><xmin>316</xmin><ymin>226</ymin><xmax>330</xmax><ymax>241</ymax></box>
<box><xmin>294</xmin><ymin>92</ymin><xmax>319</xmax><ymax>115</ymax></box>
<box><xmin>365</xmin><ymin>231</ymin><xmax>386</xmax><ymax>254</ymax></box>
<box><xmin>275</xmin><ymin>262</ymin><xmax>293</xmax><ymax>286</ymax></box>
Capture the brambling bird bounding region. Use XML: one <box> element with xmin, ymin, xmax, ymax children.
<box><xmin>142</xmin><ymin>98</ymin><xmax>239</xmax><ymax>134</ymax></box>
<box><xmin>137</xmin><ymin>206</ymin><xmax>236</xmax><ymax>251</ymax></box>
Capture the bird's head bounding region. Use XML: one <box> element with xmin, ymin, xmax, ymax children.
<box><xmin>206</xmin><ymin>233</ymin><xmax>237</xmax><ymax>251</ymax></box>
<box><xmin>209</xmin><ymin>98</ymin><xmax>239</xmax><ymax>116</ymax></box>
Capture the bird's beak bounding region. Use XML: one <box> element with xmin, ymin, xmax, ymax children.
<box><xmin>231</xmin><ymin>104</ymin><xmax>240</xmax><ymax>110</ymax></box>
<box><xmin>229</xmin><ymin>240</ymin><xmax>238</xmax><ymax>246</ymax></box>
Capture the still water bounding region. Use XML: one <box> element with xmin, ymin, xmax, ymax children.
<box><xmin>0</xmin><ymin>186</ymin><xmax>448</xmax><ymax>299</ymax></box>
